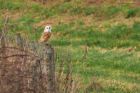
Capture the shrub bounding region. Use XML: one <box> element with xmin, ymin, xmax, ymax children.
<box><xmin>125</xmin><ymin>9</ymin><xmax>137</xmax><ymax>18</ymax></box>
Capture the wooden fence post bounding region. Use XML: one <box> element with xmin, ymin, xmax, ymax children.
<box><xmin>0</xmin><ymin>16</ymin><xmax>9</xmax><ymax>62</ymax></box>
<box><xmin>0</xmin><ymin>16</ymin><xmax>9</xmax><ymax>93</ymax></box>
<box><xmin>16</xmin><ymin>33</ymin><xmax>24</xmax><ymax>49</ymax></box>
<box><xmin>44</xmin><ymin>44</ymin><xmax>56</xmax><ymax>93</ymax></box>
<box><xmin>32</xmin><ymin>59</ymin><xmax>42</xmax><ymax>93</ymax></box>
<box><xmin>1</xmin><ymin>17</ymin><xmax>8</xmax><ymax>49</ymax></box>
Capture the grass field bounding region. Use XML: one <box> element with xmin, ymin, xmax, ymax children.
<box><xmin>0</xmin><ymin>0</ymin><xmax>140</xmax><ymax>93</ymax></box>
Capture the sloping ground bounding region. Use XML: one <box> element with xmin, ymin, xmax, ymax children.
<box><xmin>0</xmin><ymin>0</ymin><xmax>140</xmax><ymax>48</ymax></box>
<box><xmin>0</xmin><ymin>0</ymin><xmax>140</xmax><ymax>93</ymax></box>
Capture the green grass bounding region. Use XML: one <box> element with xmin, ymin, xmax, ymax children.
<box><xmin>55</xmin><ymin>46</ymin><xmax>140</xmax><ymax>93</ymax></box>
<box><xmin>0</xmin><ymin>0</ymin><xmax>140</xmax><ymax>93</ymax></box>
<box><xmin>52</xmin><ymin>23</ymin><xmax>140</xmax><ymax>49</ymax></box>
<box><xmin>0</xmin><ymin>0</ymin><xmax>24</xmax><ymax>10</ymax></box>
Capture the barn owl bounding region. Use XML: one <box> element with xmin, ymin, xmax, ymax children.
<box><xmin>39</xmin><ymin>25</ymin><xmax>52</xmax><ymax>43</ymax></box>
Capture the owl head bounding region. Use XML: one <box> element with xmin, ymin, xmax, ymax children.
<box><xmin>44</xmin><ymin>25</ymin><xmax>52</xmax><ymax>32</ymax></box>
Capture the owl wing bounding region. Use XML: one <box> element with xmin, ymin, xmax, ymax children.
<box><xmin>39</xmin><ymin>32</ymin><xmax>51</xmax><ymax>42</ymax></box>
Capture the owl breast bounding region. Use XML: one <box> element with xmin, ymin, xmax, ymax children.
<box><xmin>39</xmin><ymin>32</ymin><xmax>51</xmax><ymax>42</ymax></box>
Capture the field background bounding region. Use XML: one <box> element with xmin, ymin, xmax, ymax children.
<box><xmin>0</xmin><ymin>0</ymin><xmax>140</xmax><ymax>93</ymax></box>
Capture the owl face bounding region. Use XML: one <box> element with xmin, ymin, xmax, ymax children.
<box><xmin>44</xmin><ymin>25</ymin><xmax>52</xmax><ymax>32</ymax></box>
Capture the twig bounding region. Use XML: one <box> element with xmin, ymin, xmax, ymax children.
<box><xmin>0</xmin><ymin>54</ymin><xmax>31</xmax><ymax>59</ymax></box>
<box><xmin>0</xmin><ymin>46</ymin><xmax>42</xmax><ymax>60</ymax></box>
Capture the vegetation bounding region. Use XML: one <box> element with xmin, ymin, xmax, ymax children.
<box><xmin>0</xmin><ymin>0</ymin><xmax>140</xmax><ymax>93</ymax></box>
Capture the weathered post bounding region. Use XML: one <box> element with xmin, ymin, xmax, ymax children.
<box><xmin>0</xmin><ymin>16</ymin><xmax>9</xmax><ymax>59</ymax></box>
<box><xmin>0</xmin><ymin>16</ymin><xmax>9</xmax><ymax>93</ymax></box>
<box><xmin>0</xmin><ymin>16</ymin><xmax>9</xmax><ymax>63</ymax></box>
<box><xmin>32</xmin><ymin>59</ymin><xmax>42</xmax><ymax>93</ymax></box>
<box><xmin>16</xmin><ymin>33</ymin><xmax>24</xmax><ymax>49</ymax></box>
<box><xmin>43</xmin><ymin>44</ymin><xmax>56</xmax><ymax>93</ymax></box>
<box><xmin>15</xmin><ymin>33</ymin><xmax>27</xmax><ymax>93</ymax></box>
